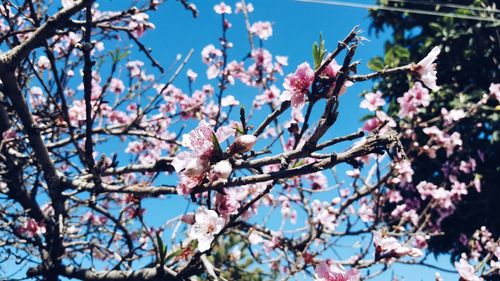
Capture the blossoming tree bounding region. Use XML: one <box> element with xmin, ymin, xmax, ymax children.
<box><xmin>0</xmin><ymin>1</ymin><xmax>498</xmax><ymax>281</ymax></box>
<box><xmin>366</xmin><ymin>1</ymin><xmax>500</xmax><ymax>280</ymax></box>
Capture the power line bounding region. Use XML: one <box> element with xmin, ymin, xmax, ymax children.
<box><xmin>387</xmin><ymin>0</ymin><xmax>500</xmax><ymax>14</ymax></box>
<box><xmin>294</xmin><ymin>0</ymin><xmax>500</xmax><ymax>23</ymax></box>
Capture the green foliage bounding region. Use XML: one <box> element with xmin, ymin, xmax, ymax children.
<box><xmin>369</xmin><ymin>0</ymin><xmax>500</xmax><ymax>262</ymax></box>
<box><xmin>312</xmin><ymin>33</ymin><xmax>327</xmax><ymax>70</ymax></box>
<box><xmin>211</xmin><ymin>132</ymin><xmax>223</xmax><ymax>155</ymax></box>
<box><xmin>156</xmin><ymin>232</ymin><xmax>167</xmax><ymax>265</ymax></box>
<box><xmin>367</xmin><ymin>56</ymin><xmax>385</xmax><ymax>71</ymax></box>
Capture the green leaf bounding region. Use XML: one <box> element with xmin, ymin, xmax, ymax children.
<box><xmin>312</xmin><ymin>33</ymin><xmax>327</xmax><ymax>69</ymax></box>
<box><xmin>367</xmin><ymin>57</ymin><xmax>385</xmax><ymax>71</ymax></box>
<box><xmin>312</xmin><ymin>42</ymin><xmax>319</xmax><ymax>69</ymax></box>
<box><xmin>234</xmin><ymin>124</ymin><xmax>244</xmax><ymax>135</ymax></box>
<box><xmin>156</xmin><ymin>232</ymin><xmax>167</xmax><ymax>265</ymax></box>
<box><xmin>211</xmin><ymin>133</ymin><xmax>223</xmax><ymax>154</ymax></box>
<box><xmin>164</xmin><ymin>247</ymin><xmax>183</xmax><ymax>263</ymax></box>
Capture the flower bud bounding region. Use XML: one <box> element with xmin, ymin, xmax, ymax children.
<box><xmin>183</xmin><ymin>158</ymin><xmax>208</xmax><ymax>177</ymax></box>
<box><xmin>181</xmin><ymin>213</ymin><xmax>195</xmax><ymax>225</ymax></box>
<box><xmin>394</xmin><ymin>246</ymin><xmax>412</xmax><ymax>257</ymax></box>
<box><xmin>408</xmin><ymin>248</ymin><xmax>423</xmax><ymax>257</ymax></box>
<box><xmin>229</xmin><ymin>134</ymin><xmax>257</xmax><ymax>154</ymax></box>
<box><xmin>332</xmin><ymin>197</ymin><xmax>342</xmax><ymax>205</ymax></box>
<box><xmin>212</xmin><ymin>160</ymin><xmax>232</xmax><ymax>179</ymax></box>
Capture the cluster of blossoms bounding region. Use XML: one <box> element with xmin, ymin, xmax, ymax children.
<box><xmin>17</xmin><ymin>219</ymin><xmax>46</xmax><ymax>238</ymax></box>
<box><xmin>397</xmin><ymin>82</ymin><xmax>431</xmax><ymax>118</ymax></box>
<box><xmin>413</xmin><ymin>46</ymin><xmax>441</xmax><ymax>92</ymax></box>
<box><xmin>172</xmin><ymin>120</ymin><xmax>256</xmax><ymax>250</ymax></box>
<box><xmin>453</xmin><ymin>227</ymin><xmax>500</xmax><ymax>281</ymax></box>
<box><xmin>373</xmin><ymin>230</ymin><xmax>423</xmax><ymax>260</ymax></box>
<box><xmin>314</xmin><ymin>261</ymin><xmax>359</xmax><ymax>281</ymax></box>
<box><xmin>280</xmin><ymin>59</ymin><xmax>352</xmax><ymax>109</ymax></box>
<box><xmin>172</xmin><ymin>120</ymin><xmax>257</xmax><ymax>193</ymax></box>
<box><xmin>357</xmin><ymin>44</ymin><xmax>491</xmax><ymax>243</ymax></box>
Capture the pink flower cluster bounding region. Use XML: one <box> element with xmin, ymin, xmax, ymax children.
<box><xmin>360</xmin><ymin>91</ymin><xmax>385</xmax><ymax>112</ymax></box>
<box><xmin>280</xmin><ymin>62</ymin><xmax>314</xmax><ymax>109</ymax></box>
<box><xmin>249</xmin><ymin>21</ymin><xmax>273</xmax><ymax>40</ymax></box>
<box><xmin>172</xmin><ymin>120</ymin><xmax>257</xmax><ymax>195</ymax></box>
<box><xmin>415</xmin><ymin>46</ymin><xmax>441</xmax><ymax>91</ymax></box>
<box><xmin>17</xmin><ymin>219</ymin><xmax>46</xmax><ymax>238</ymax></box>
<box><xmin>373</xmin><ymin>230</ymin><xmax>423</xmax><ymax>260</ymax></box>
<box><xmin>314</xmin><ymin>261</ymin><xmax>359</xmax><ymax>281</ymax></box>
<box><xmin>397</xmin><ymin>82</ymin><xmax>431</xmax><ymax>118</ymax></box>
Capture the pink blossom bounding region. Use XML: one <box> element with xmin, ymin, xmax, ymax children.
<box><xmin>393</xmin><ymin>160</ymin><xmax>414</xmax><ymax>185</ymax></box>
<box><xmin>345</xmin><ymin>169</ymin><xmax>360</xmax><ymax>178</ymax></box>
<box><xmin>305</xmin><ymin>171</ymin><xmax>327</xmax><ymax>190</ymax></box>
<box><xmin>126</xmin><ymin>60</ymin><xmax>144</xmax><ymax>78</ymax></box>
<box><xmin>387</xmin><ymin>189</ymin><xmax>403</xmax><ymax>203</ymax></box>
<box><xmin>176</xmin><ymin>175</ymin><xmax>200</xmax><ymax>195</ymax></box>
<box><xmin>201</xmin><ymin>45</ymin><xmax>223</xmax><ymax>64</ymax></box>
<box><xmin>29</xmin><ymin>86</ymin><xmax>45</xmax><ymax>108</ymax></box>
<box><xmin>248</xmin><ymin>231</ymin><xmax>263</xmax><ymax>244</ymax></box>
<box><xmin>215</xmin><ymin>189</ymin><xmax>240</xmax><ymax>219</ymax></box>
<box><xmin>275</xmin><ymin>55</ymin><xmax>289</xmax><ymax>75</ymax></box>
<box><xmin>18</xmin><ymin>219</ymin><xmax>46</xmax><ymax>237</ymax></box>
<box><xmin>311</xmin><ymin>200</ymin><xmax>337</xmax><ymax>231</ymax></box>
<box><xmin>214</xmin><ymin>2</ymin><xmax>232</xmax><ymax>14</ymax></box>
<box><xmin>314</xmin><ymin>261</ymin><xmax>359</xmax><ymax>281</ymax></box>
<box><xmin>360</xmin><ymin>91</ymin><xmax>385</xmax><ymax>112</ymax></box>
<box><xmin>61</xmin><ymin>0</ymin><xmax>75</xmax><ymax>8</ymax></box>
<box><xmin>263</xmin><ymin>232</ymin><xmax>281</xmax><ymax>254</ymax></box>
<box><xmin>187</xmin><ymin>69</ymin><xmax>198</xmax><ymax>82</ymax></box>
<box><xmin>373</xmin><ymin>231</ymin><xmax>423</xmax><ymax>259</ymax></box>
<box><xmin>181</xmin><ymin>213</ymin><xmax>195</xmax><ymax>225</ymax></box>
<box><xmin>109</xmin><ymin>78</ymin><xmax>125</xmax><ymax>94</ymax></box>
<box><xmin>212</xmin><ymin>160</ymin><xmax>232</xmax><ymax>179</ymax></box>
<box><xmin>235</xmin><ymin>2</ymin><xmax>254</xmax><ymax>13</ymax></box>
<box><xmin>94</xmin><ymin>41</ymin><xmax>104</xmax><ymax>52</ymax></box>
<box><xmin>253</xmin><ymin>85</ymin><xmax>281</xmax><ymax>109</ymax></box>
<box><xmin>454</xmin><ymin>256</ymin><xmax>483</xmax><ymax>281</ymax></box>
<box><xmin>82</xmin><ymin>211</ymin><xmax>107</xmax><ymax>226</ymax></box>
<box><xmin>276</xmin><ymin>55</ymin><xmax>288</xmax><ymax>66</ymax></box>
<box><xmin>172</xmin><ymin>151</ymin><xmax>209</xmax><ymax>177</ymax></box>
<box><xmin>249</xmin><ymin>21</ymin><xmax>273</xmax><ymax>40</ymax></box>
<box><xmin>129</xmin><ymin>13</ymin><xmax>155</xmax><ymax>37</ymax></box>
<box><xmin>229</xmin><ymin>134</ymin><xmax>257</xmax><ymax>154</ymax></box>
<box><xmin>181</xmin><ymin>120</ymin><xmax>234</xmax><ymax>156</ymax></box>
<box><xmin>319</xmin><ymin>58</ymin><xmax>353</xmax><ymax>95</ymax></box>
<box><xmin>280</xmin><ymin>62</ymin><xmax>314</xmax><ymax>109</ymax></box>
<box><xmin>397</xmin><ymin>82</ymin><xmax>431</xmax><ymax>118</ymax></box>
<box><xmin>172</xmin><ymin>120</ymin><xmax>234</xmax><ymax>178</ymax></box>
<box><xmin>188</xmin><ymin>206</ymin><xmax>225</xmax><ymax>252</ymax></box>
<box><xmin>206</xmin><ymin>64</ymin><xmax>220</xmax><ymax>79</ymax></box>
<box><xmin>416</xmin><ymin>181</ymin><xmax>438</xmax><ymax>200</ymax></box>
<box><xmin>442</xmin><ymin>108</ymin><xmax>466</xmax><ymax>125</ymax></box>
<box><xmin>451</xmin><ymin>180</ymin><xmax>468</xmax><ymax>197</ymax></box>
<box><xmin>362</xmin><ymin>117</ymin><xmax>379</xmax><ymax>132</ymax></box>
<box><xmin>226</xmin><ymin>60</ymin><xmax>249</xmax><ymax>84</ymax></box>
<box><xmin>280</xmin><ymin>196</ymin><xmax>297</xmax><ymax>224</ymax></box>
<box><xmin>358</xmin><ymin>203</ymin><xmax>374</xmax><ymax>222</ymax></box>
<box><xmin>415</xmin><ymin>46</ymin><xmax>441</xmax><ymax>91</ymax></box>
<box><xmin>489</xmin><ymin>83</ymin><xmax>500</xmax><ymax>101</ymax></box>
<box><xmin>248</xmin><ymin>48</ymin><xmax>273</xmax><ymax>80</ymax></box>
<box><xmin>416</xmin><ymin>181</ymin><xmax>455</xmax><ymax>209</ymax></box>
<box><xmin>37</xmin><ymin>55</ymin><xmax>51</xmax><ymax>70</ymax></box>
<box><xmin>221</xmin><ymin>95</ymin><xmax>240</xmax><ymax>107</ymax></box>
